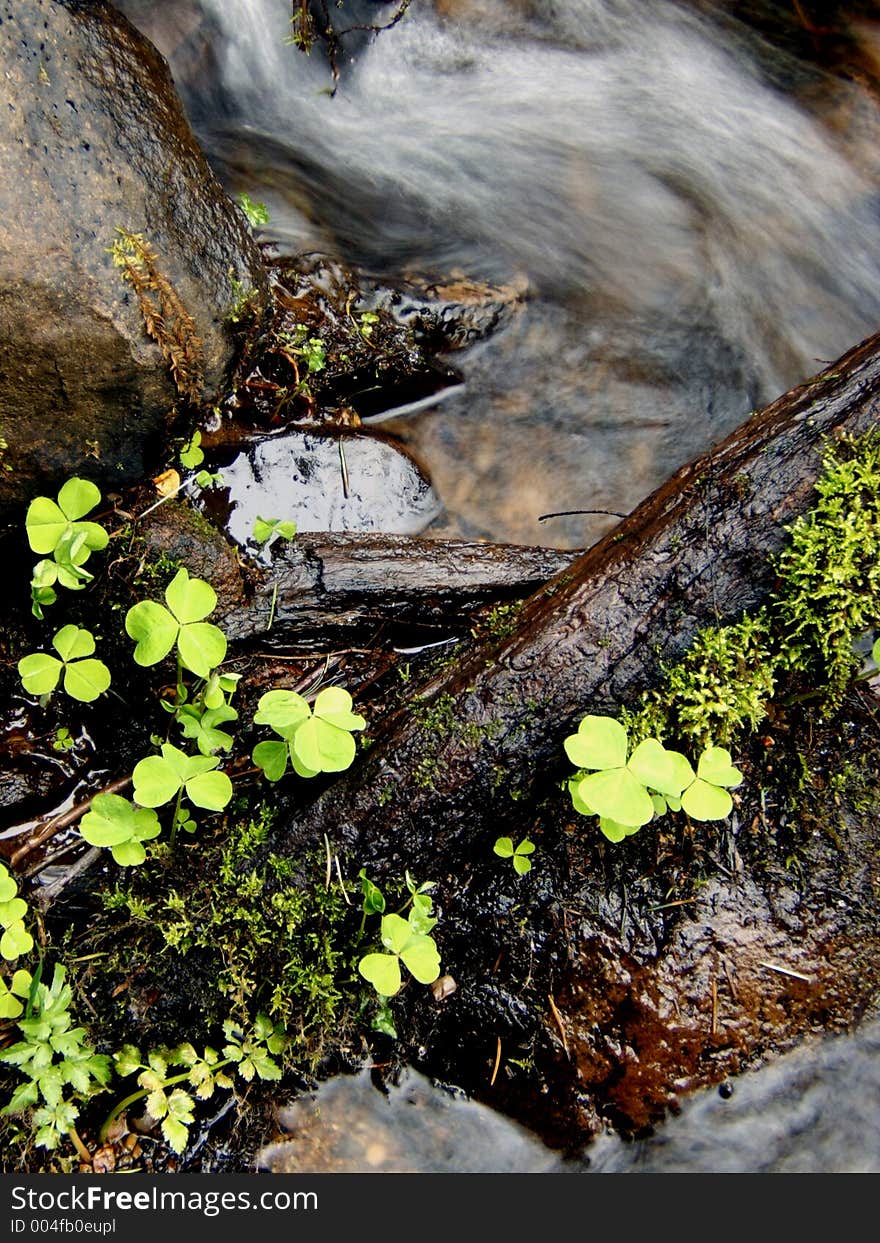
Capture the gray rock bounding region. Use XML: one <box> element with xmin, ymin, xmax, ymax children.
<box><xmin>0</xmin><ymin>0</ymin><xmax>269</xmax><ymax>522</ymax></box>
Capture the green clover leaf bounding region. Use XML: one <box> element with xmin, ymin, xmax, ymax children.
<box><xmin>25</xmin><ymin>478</ymin><xmax>108</xmax><ymax>558</ymax></box>
<box><xmin>680</xmin><ymin>747</ymin><xmax>743</xmax><ymax>822</ymax></box>
<box><xmin>132</xmin><ymin>743</ymin><xmax>232</xmax><ymax>811</ymax></box>
<box><xmin>178</xmin><ymin>704</ymin><xmax>238</xmax><ymax>756</ymax></box>
<box><xmin>79</xmin><ymin>794</ymin><xmax>162</xmax><ymax>867</ymax></box>
<box><xmin>252</xmin><ymin>515</ymin><xmax>296</xmax><ymax>545</ymax></box>
<box><xmin>126</xmin><ymin>568</ymin><xmax>227</xmax><ymax>679</ymax></box>
<box><xmin>18</xmin><ymin>625</ymin><xmax>111</xmax><ymax>703</ymax></box>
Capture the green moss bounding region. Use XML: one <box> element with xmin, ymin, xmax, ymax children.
<box><xmin>92</xmin><ymin>802</ymin><xmax>362</xmax><ymax>1060</ymax></box>
<box><xmin>618</xmin><ymin>432</ymin><xmax>880</xmax><ymax>749</ymax></box>
<box><xmin>773</xmin><ymin>432</ymin><xmax>880</xmax><ymax>706</ymax></box>
<box><xmin>623</xmin><ymin>611</ymin><xmax>775</xmax><ymax>748</ymax></box>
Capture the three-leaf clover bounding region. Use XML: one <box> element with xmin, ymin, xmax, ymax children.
<box><xmin>17</xmin><ymin>625</ymin><xmax>112</xmax><ymax>703</ymax></box>
<box><xmin>494</xmin><ymin>836</ymin><xmax>536</xmax><ymax>874</ymax></box>
<box><xmin>680</xmin><ymin>747</ymin><xmax>743</xmax><ymax>820</ymax></box>
<box><xmin>79</xmin><ymin>794</ymin><xmax>162</xmax><ymax>867</ymax></box>
<box><xmin>358</xmin><ymin>912</ymin><xmax>441</xmax><ymax>997</ymax></box>
<box><xmin>565</xmin><ymin>717</ymin><xmax>689</xmax><ymax>829</ymax></box>
<box><xmin>25</xmin><ymin>478</ymin><xmax>108</xmax><ymax>566</ymax></box>
<box><xmin>178</xmin><ymin>704</ymin><xmax>238</xmax><ymax>756</ymax></box>
<box><xmin>125</xmin><ymin>568</ymin><xmax>227</xmax><ymax>679</ymax></box>
<box><xmin>179</xmin><ymin>431</ymin><xmax>205</xmax><ymax>469</ymax></box>
<box><xmin>0</xmin><ymin>969</ymin><xmax>33</xmax><ymax>1020</ymax></box>
<box><xmin>252</xmin><ymin>686</ymin><xmax>366</xmax><ymax>780</ymax></box>
<box><xmin>133</xmin><ymin>743</ymin><xmax>233</xmax><ymax>812</ymax></box>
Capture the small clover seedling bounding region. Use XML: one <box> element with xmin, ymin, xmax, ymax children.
<box><xmin>0</xmin><ymin>863</ymin><xmax>34</xmax><ymax>961</ymax></box>
<box><xmin>252</xmin><ymin>686</ymin><xmax>366</xmax><ymax>780</ymax></box>
<box><xmin>179</xmin><ymin>431</ymin><xmax>204</xmax><ymax>469</ymax></box>
<box><xmin>18</xmin><ymin>625</ymin><xmax>111</xmax><ymax>703</ymax></box>
<box><xmin>358</xmin><ymin>912</ymin><xmax>441</xmax><ymax>997</ymax></box>
<box><xmin>252</xmin><ymin>515</ymin><xmax>296</xmax><ymax>547</ymax></box>
<box><xmin>125</xmin><ymin>568</ymin><xmax>227</xmax><ymax>680</ymax></box>
<box><xmin>178</xmin><ymin>703</ymin><xmax>238</xmax><ymax>756</ymax></box>
<box><xmin>132</xmin><ymin>743</ymin><xmax>233</xmax><ymax>813</ymax></box>
<box><xmin>79</xmin><ymin>794</ymin><xmax>162</xmax><ymax>867</ymax></box>
<box><xmin>494</xmin><ymin>836</ymin><xmax>536</xmax><ymax>875</ymax></box>
<box><xmin>679</xmin><ymin>746</ymin><xmax>743</xmax><ymax>820</ymax></box>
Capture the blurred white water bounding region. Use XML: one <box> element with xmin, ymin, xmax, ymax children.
<box><xmin>116</xmin><ymin>0</ymin><xmax>880</xmax><ymax>546</ymax></box>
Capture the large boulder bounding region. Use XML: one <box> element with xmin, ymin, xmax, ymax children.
<box><xmin>0</xmin><ymin>0</ymin><xmax>270</xmax><ymax>523</ymax></box>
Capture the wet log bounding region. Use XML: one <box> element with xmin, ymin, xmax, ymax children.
<box><xmin>221</xmin><ymin>533</ymin><xmax>577</xmax><ymax>646</ymax></box>
<box><xmin>269</xmin><ymin>332</ymin><xmax>880</xmax><ymax>872</ymax></box>
<box><xmin>255</xmin><ymin>330</ymin><xmax>880</xmax><ymax>1144</ymax></box>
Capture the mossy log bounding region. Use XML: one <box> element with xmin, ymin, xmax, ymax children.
<box><xmin>255</xmin><ymin>330</ymin><xmax>880</xmax><ymax>1144</ymax></box>
<box><xmin>268</xmin><ymin>332</ymin><xmax>880</xmax><ymax>873</ymax></box>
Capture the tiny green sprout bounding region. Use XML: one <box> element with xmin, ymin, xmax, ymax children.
<box><xmin>179</xmin><ymin>431</ymin><xmax>205</xmax><ymax>470</ymax></box>
<box><xmin>52</xmin><ymin>727</ymin><xmax>75</xmax><ymax>753</ymax></box>
<box><xmin>300</xmin><ymin>337</ymin><xmax>326</xmax><ymax>374</ymax></box>
<box><xmin>125</xmin><ymin>567</ymin><xmax>227</xmax><ymax>680</ymax></box>
<box><xmin>79</xmin><ymin>793</ymin><xmax>162</xmax><ymax>867</ymax></box>
<box><xmin>18</xmin><ymin>625</ymin><xmax>112</xmax><ymax>703</ymax></box>
<box><xmin>358</xmin><ymin>912</ymin><xmax>441</xmax><ymax>997</ymax></box>
<box><xmin>0</xmin><ymin>863</ymin><xmax>34</xmax><ymax>961</ymax></box>
<box><xmin>132</xmin><ymin>742</ymin><xmax>233</xmax><ymax>812</ymax></box>
<box><xmin>493</xmin><ymin>836</ymin><xmax>536</xmax><ymax>875</ymax></box>
<box><xmin>194</xmin><ymin>468</ymin><xmax>224</xmax><ymax>489</ymax></box>
<box><xmin>178</xmin><ymin>703</ymin><xmax>238</xmax><ymax>756</ymax></box>
<box><xmin>252</xmin><ymin>515</ymin><xmax>297</xmax><ymax>546</ymax></box>
<box><xmin>359</xmin><ymin>868</ymin><xmax>386</xmax><ymax>917</ymax></box>
<box><xmin>236</xmin><ymin>192</ymin><xmax>270</xmax><ymax>229</ymax></box>
<box><xmin>358</xmin><ymin>310</ymin><xmax>380</xmax><ymax>340</ymax></box>
<box><xmin>30</xmin><ymin>560</ymin><xmax>58</xmax><ymax>618</ymax></box>
<box><xmin>252</xmin><ymin>686</ymin><xmax>366</xmax><ymax>780</ymax></box>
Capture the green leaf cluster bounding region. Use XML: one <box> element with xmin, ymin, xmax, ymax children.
<box><xmin>565</xmin><ymin>715</ymin><xmax>742</xmax><ymax>842</ymax></box>
<box><xmin>179</xmin><ymin>430</ymin><xmax>204</xmax><ymax>469</ymax></box>
<box><xmin>252</xmin><ymin>686</ymin><xmax>365</xmax><ymax>780</ymax></box>
<box><xmin>107</xmin><ymin>1016</ymin><xmax>284</xmax><ymax>1154</ymax></box>
<box><xmin>1</xmin><ymin>965</ymin><xmax>112</xmax><ymax>1150</ymax></box>
<box><xmin>252</xmin><ymin>515</ymin><xmax>296</xmax><ymax>546</ymax></box>
<box><xmin>126</xmin><ymin>567</ymin><xmax>227</xmax><ymax>679</ymax></box>
<box><xmin>0</xmin><ymin>863</ymin><xmax>34</xmax><ymax>963</ymax></box>
<box><xmin>357</xmin><ymin>873</ymin><xmax>440</xmax><ymax>997</ymax></box>
<box><xmin>18</xmin><ymin>624</ymin><xmax>111</xmax><ymax>703</ymax></box>
<box><xmin>494</xmin><ymin>836</ymin><xmax>536</xmax><ymax>874</ymax></box>
<box><xmin>80</xmin><ymin>794</ymin><xmax>162</xmax><ymax>867</ymax></box>
<box><xmin>236</xmin><ymin>193</ymin><xmax>270</xmax><ymax>229</ymax></box>
<box><xmin>133</xmin><ymin>743</ymin><xmax>233</xmax><ymax>813</ymax></box>
<box><xmin>25</xmin><ymin>479</ymin><xmax>108</xmax><ymax>616</ymax></box>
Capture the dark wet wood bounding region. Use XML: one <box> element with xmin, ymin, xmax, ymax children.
<box><xmin>222</xmin><ymin>534</ymin><xmax>577</xmax><ymax>646</ymax></box>
<box><xmin>266</xmin><ymin>329</ymin><xmax>880</xmax><ymax>874</ymax></box>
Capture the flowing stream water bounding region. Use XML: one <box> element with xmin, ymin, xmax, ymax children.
<box><xmin>112</xmin><ymin>0</ymin><xmax>880</xmax><ymax>1171</ymax></box>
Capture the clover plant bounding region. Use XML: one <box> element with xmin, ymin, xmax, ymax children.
<box><xmin>0</xmin><ymin>862</ymin><xmax>34</xmax><ymax>962</ymax></box>
<box><xmin>0</xmin><ymin>968</ymin><xmax>33</xmax><ymax>1021</ymax></box>
<box><xmin>25</xmin><ymin>478</ymin><xmax>108</xmax><ymax>573</ymax></box>
<box><xmin>494</xmin><ymin>836</ymin><xmax>536</xmax><ymax>875</ymax></box>
<box><xmin>565</xmin><ymin>715</ymin><xmax>742</xmax><ymax>842</ymax></box>
<box><xmin>252</xmin><ymin>686</ymin><xmax>366</xmax><ymax>780</ymax></box>
<box><xmin>18</xmin><ymin>624</ymin><xmax>112</xmax><ymax>703</ymax></box>
<box><xmin>357</xmin><ymin>873</ymin><xmax>440</xmax><ymax>997</ymax></box>
<box><xmin>125</xmin><ymin>567</ymin><xmax>227</xmax><ymax>680</ymax></box>
<box><xmin>179</xmin><ymin>430</ymin><xmax>204</xmax><ymax>469</ymax></box>
<box><xmin>79</xmin><ymin>794</ymin><xmax>162</xmax><ymax>867</ymax></box>
<box><xmin>132</xmin><ymin>742</ymin><xmax>233</xmax><ymax>813</ymax></box>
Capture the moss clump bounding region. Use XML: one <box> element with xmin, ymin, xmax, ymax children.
<box><xmin>620</xmin><ymin>432</ymin><xmax>880</xmax><ymax>749</ymax></box>
<box><xmin>773</xmin><ymin>432</ymin><xmax>880</xmax><ymax>707</ymax></box>
<box><xmin>93</xmin><ymin>803</ymin><xmax>361</xmax><ymax>1060</ymax></box>
<box><xmin>623</xmin><ymin>611</ymin><xmax>775</xmax><ymax>748</ymax></box>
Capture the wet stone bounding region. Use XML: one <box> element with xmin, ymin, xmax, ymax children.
<box><xmin>256</xmin><ymin>1068</ymin><xmax>565</xmax><ymax>1174</ymax></box>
